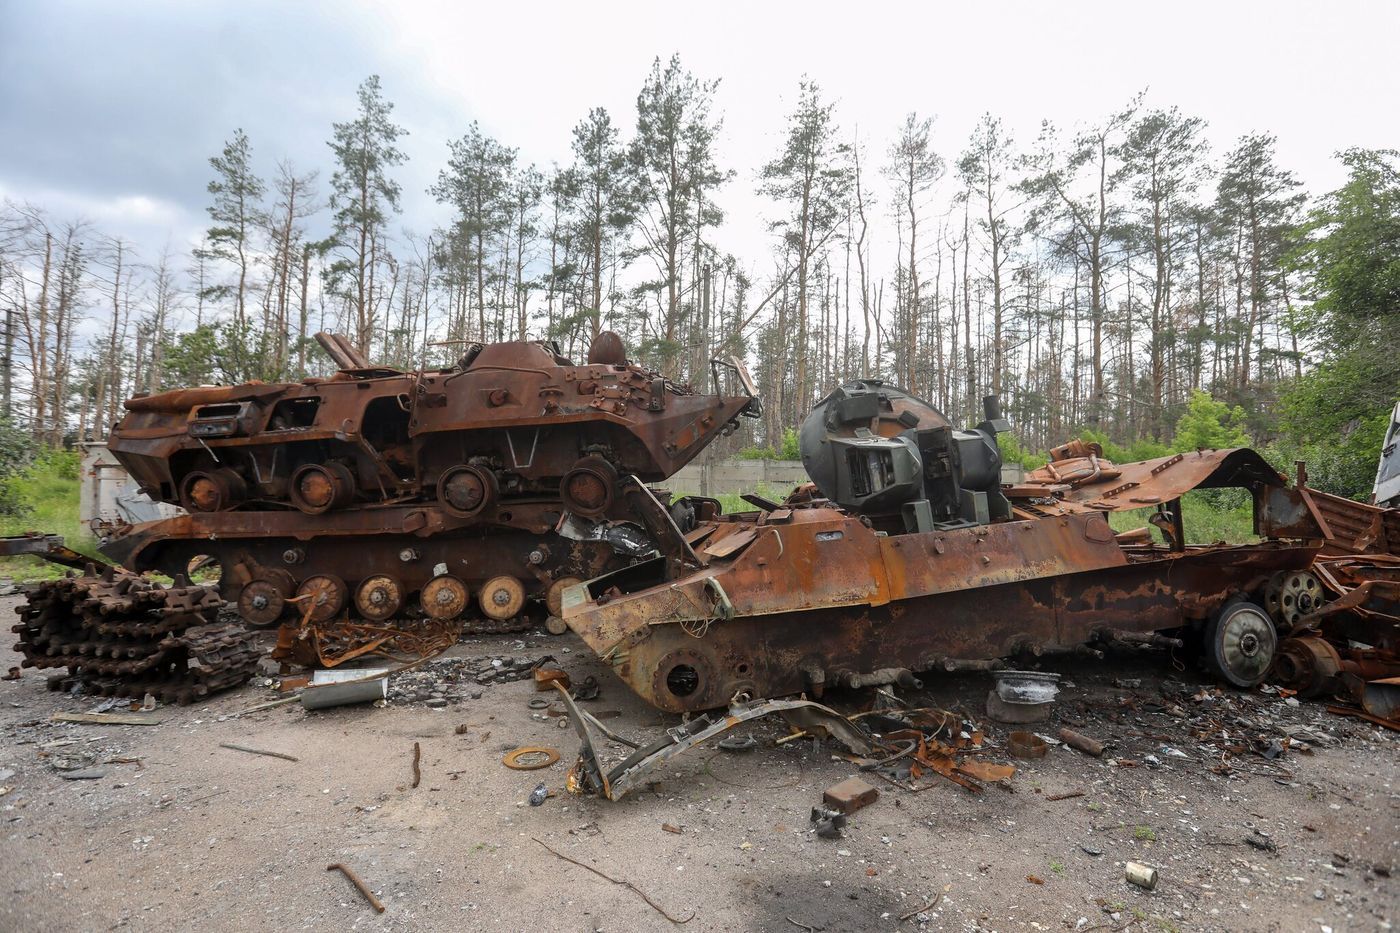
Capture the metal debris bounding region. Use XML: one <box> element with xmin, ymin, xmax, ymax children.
<box><xmin>95</xmin><ymin>331</ymin><xmax>758</xmax><ymax>653</ymax></box>
<box><xmin>218</xmin><ymin>743</ymin><xmax>299</xmax><ymax>762</ymax></box>
<box><xmin>565</xmin><ymin>385</ymin><xmax>1326</xmax><ymax>712</ymax></box>
<box><xmin>503</xmin><ymin>747</ymin><xmax>561</xmax><ymax>771</ymax></box>
<box><xmin>12</xmin><ymin>565</ymin><xmax>259</xmax><ymax>704</ymax></box>
<box><xmin>327</xmin><ymin>862</ymin><xmax>385</xmax><ymax>913</ymax></box>
<box><xmin>532</xmin><ymin>836</ymin><xmax>695</xmax><ymax>924</ymax></box>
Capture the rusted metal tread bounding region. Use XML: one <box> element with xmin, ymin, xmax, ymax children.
<box><xmin>10</xmin><ymin>572</ymin><xmax>258</xmax><ymax>704</ymax></box>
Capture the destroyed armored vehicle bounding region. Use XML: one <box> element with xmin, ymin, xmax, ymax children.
<box><xmin>98</xmin><ymin>332</ymin><xmax>759</xmax><ymax>635</ymax></box>
<box><xmin>564</xmin><ymin>379</ymin><xmax>1334</xmax><ymax>712</ymax></box>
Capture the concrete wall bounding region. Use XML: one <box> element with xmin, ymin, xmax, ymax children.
<box><xmin>80</xmin><ymin>443</ymin><xmax>182</xmax><ymax>529</ymax></box>
<box><xmin>667</xmin><ymin>459</ymin><xmax>810</xmax><ymax>497</ymax></box>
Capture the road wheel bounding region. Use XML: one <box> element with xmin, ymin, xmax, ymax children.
<box><xmin>479</xmin><ymin>575</ymin><xmax>525</xmax><ymax>621</ymax></box>
<box><xmin>1204</xmin><ymin>598</ymin><xmax>1277</xmax><ymax>688</ymax></box>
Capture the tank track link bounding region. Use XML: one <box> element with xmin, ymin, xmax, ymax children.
<box><xmin>12</xmin><ymin>567</ymin><xmax>262</xmax><ymax>706</ymax></box>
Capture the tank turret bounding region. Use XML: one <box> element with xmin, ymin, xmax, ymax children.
<box><xmin>799</xmin><ymin>380</ymin><xmax>1009</xmax><ymax>531</ymax></box>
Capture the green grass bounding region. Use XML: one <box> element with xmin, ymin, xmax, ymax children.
<box><xmin>0</xmin><ymin>462</ymin><xmax>102</xmax><ymax>582</ymax></box>
<box><xmin>672</xmin><ymin>482</ymin><xmax>787</xmax><ymax>516</ymax></box>
<box><xmin>1107</xmin><ymin>489</ymin><xmax>1256</xmax><ymax>546</ymax></box>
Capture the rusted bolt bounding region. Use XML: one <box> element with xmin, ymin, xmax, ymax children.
<box><xmin>980</xmin><ymin>555</ymin><xmax>991</xmax><ymax>565</ymax></box>
<box><xmin>399</xmin><ymin>548</ymin><xmax>419</xmax><ymax>562</ymax></box>
<box><xmin>282</xmin><ymin>548</ymin><xmax>305</xmax><ymax>565</ymax></box>
<box><xmin>529</xmin><ymin>550</ymin><xmax>545</xmax><ymax>565</ymax></box>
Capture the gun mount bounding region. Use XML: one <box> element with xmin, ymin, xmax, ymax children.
<box><xmin>800</xmin><ymin>381</ymin><xmax>1010</xmax><ymax>530</ymax></box>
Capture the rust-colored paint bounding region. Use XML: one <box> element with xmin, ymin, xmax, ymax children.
<box><xmin>98</xmin><ymin>333</ymin><xmax>759</xmax><ymax>632</ymax></box>
<box><xmin>566</xmin><ymin>446</ymin><xmax>1324</xmax><ymax>713</ymax></box>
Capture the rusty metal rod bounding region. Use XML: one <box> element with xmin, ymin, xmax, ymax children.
<box><xmin>327</xmin><ymin>862</ymin><xmax>385</xmax><ymax>913</ymax></box>
<box><xmin>411</xmin><ymin>741</ymin><xmax>421</xmax><ymax>788</ymax></box>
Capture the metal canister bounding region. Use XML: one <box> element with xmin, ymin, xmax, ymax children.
<box><xmin>1125</xmin><ymin>861</ymin><xmax>1159</xmax><ymax>890</ymax></box>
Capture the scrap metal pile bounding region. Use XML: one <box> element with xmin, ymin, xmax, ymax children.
<box><xmin>86</xmin><ymin>330</ymin><xmax>756</xmax><ymax>669</ymax></box>
<box><xmin>10</xmin><ymin>564</ymin><xmax>259</xmax><ymax>705</ymax></box>
<box><xmin>1265</xmin><ymin>478</ymin><xmax>1400</xmax><ymax>723</ymax></box>
<box><xmin>562</xmin><ymin>380</ymin><xmax>1398</xmax><ymax>725</ymax></box>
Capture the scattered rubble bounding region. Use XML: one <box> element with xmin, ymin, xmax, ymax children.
<box><xmin>386</xmin><ymin>654</ymin><xmax>548</xmax><ymax>704</ymax></box>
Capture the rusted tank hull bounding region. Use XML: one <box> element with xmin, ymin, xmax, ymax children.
<box><xmin>98</xmin><ymin>333</ymin><xmax>758</xmax><ymax>635</ymax></box>
<box><xmin>567</xmin><ymin>531</ymin><xmax>1315</xmax><ymax>713</ymax></box>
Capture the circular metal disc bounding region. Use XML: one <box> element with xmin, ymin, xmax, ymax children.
<box><xmin>560</xmin><ymin>457</ymin><xmax>617</xmax><ymax>517</ymax></box>
<box><xmin>1275</xmin><ymin>571</ymin><xmax>1323</xmax><ymax>630</ymax></box>
<box><xmin>438</xmin><ymin>465</ymin><xmax>497</xmax><ymax>518</ymax></box>
<box><xmin>238</xmin><ymin>579</ymin><xmax>287</xmax><ymax>627</ymax></box>
<box><xmin>502</xmin><ymin>746</ymin><xmax>560</xmax><ymax>770</ymax></box>
<box><xmin>479</xmin><ymin>575</ymin><xmax>525</xmax><ymax>621</ymax></box>
<box><xmin>183</xmin><ymin>474</ymin><xmax>224</xmax><ymax>512</ymax></box>
<box><xmin>1211</xmin><ymin>601</ymin><xmax>1277</xmax><ymax>687</ymax></box>
<box><xmin>290</xmin><ymin>463</ymin><xmax>353</xmax><ymax>514</ymax></box>
<box><xmin>545</xmin><ymin>615</ymin><xmax>569</xmax><ymax>636</ymax></box>
<box><xmin>297</xmin><ymin>469</ymin><xmax>335</xmax><ymax>509</ymax></box>
<box><xmin>545</xmin><ymin>576</ymin><xmax>582</xmax><ymax>617</ymax></box>
<box><xmin>355</xmin><ymin>574</ymin><xmax>404</xmax><ymax>621</ymax></box>
<box><xmin>182</xmin><ymin>469</ymin><xmax>243</xmax><ymax>512</ymax></box>
<box><xmin>421</xmin><ymin>575</ymin><xmax>469</xmax><ymax>621</ymax></box>
<box><xmin>296</xmin><ymin>574</ymin><xmax>348</xmax><ymax>623</ymax></box>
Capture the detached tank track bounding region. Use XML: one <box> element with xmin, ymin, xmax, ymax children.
<box><xmin>459</xmin><ymin>615</ymin><xmax>535</xmax><ymax>637</ymax></box>
<box><xmin>11</xmin><ymin>567</ymin><xmax>262</xmax><ymax>706</ymax></box>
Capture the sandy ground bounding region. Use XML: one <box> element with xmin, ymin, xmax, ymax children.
<box><xmin>0</xmin><ymin>593</ymin><xmax>1396</xmax><ymax>933</ymax></box>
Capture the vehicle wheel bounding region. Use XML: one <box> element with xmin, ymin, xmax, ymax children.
<box><xmin>479</xmin><ymin>575</ymin><xmax>525</xmax><ymax>621</ymax></box>
<box><xmin>235</xmin><ymin>568</ymin><xmax>296</xmax><ymax>628</ymax></box>
<box><xmin>1203</xmin><ymin>598</ymin><xmax>1277</xmax><ymax>688</ymax></box>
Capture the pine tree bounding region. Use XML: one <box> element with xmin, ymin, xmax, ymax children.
<box><xmin>327</xmin><ymin>75</ymin><xmax>407</xmax><ymax>355</ymax></box>
<box><xmin>203</xmin><ymin>129</ymin><xmax>264</xmax><ymax>377</ymax></box>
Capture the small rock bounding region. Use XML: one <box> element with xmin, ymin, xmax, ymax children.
<box><xmin>426</xmin><ymin>698</ymin><xmax>448</xmax><ymax>709</ymax></box>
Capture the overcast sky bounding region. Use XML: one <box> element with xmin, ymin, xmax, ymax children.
<box><xmin>2</xmin><ymin>0</ymin><xmax>1397</xmax><ymax>280</ymax></box>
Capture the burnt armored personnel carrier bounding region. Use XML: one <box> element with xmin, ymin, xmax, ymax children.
<box><xmin>99</xmin><ymin>332</ymin><xmax>758</xmax><ymax>634</ymax></box>
<box><xmin>564</xmin><ymin>380</ymin><xmax>1330</xmax><ymax>712</ymax></box>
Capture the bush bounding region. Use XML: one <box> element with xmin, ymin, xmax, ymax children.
<box><xmin>1077</xmin><ymin>428</ymin><xmax>1170</xmax><ymax>464</ymax></box>
<box><xmin>0</xmin><ymin>419</ymin><xmax>37</xmax><ymax>518</ymax></box>
<box><xmin>735</xmin><ymin>444</ymin><xmax>777</xmax><ymax>460</ymax></box>
<box><xmin>33</xmin><ymin>447</ymin><xmax>81</xmax><ymax>481</ymax></box>
<box><xmin>998</xmin><ymin>433</ymin><xmax>1047</xmax><ymax>470</ymax></box>
<box><xmin>736</xmin><ymin>427</ymin><xmax>802</xmax><ymax>461</ymax></box>
<box><xmin>1265</xmin><ymin>413</ymin><xmax>1389</xmax><ymax>500</ymax></box>
<box><xmin>778</xmin><ymin>427</ymin><xmax>801</xmax><ymax>461</ymax></box>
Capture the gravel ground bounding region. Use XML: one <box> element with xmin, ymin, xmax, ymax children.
<box><xmin>0</xmin><ymin>592</ymin><xmax>1395</xmax><ymax>932</ymax></box>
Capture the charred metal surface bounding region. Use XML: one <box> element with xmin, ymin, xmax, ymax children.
<box><xmin>566</xmin><ymin>381</ymin><xmax>1327</xmax><ymax>713</ymax></box>
<box><xmin>555</xmin><ymin>684</ymin><xmax>873</xmax><ymax>800</ymax></box>
<box><xmin>0</xmin><ymin>533</ymin><xmax>109</xmax><ymax>571</ymax></box>
<box><xmin>97</xmin><ymin>332</ymin><xmax>758</xmax><ymax>638</ymax></box>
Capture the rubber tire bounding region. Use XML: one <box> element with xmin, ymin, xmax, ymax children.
<box><xmin>1203</xmin><ymin>598</ymin><xmax>1277</xmax><ymax>688</ymax></box>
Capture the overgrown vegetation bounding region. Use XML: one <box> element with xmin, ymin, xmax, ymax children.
<box><xmin>736</xmin><ymin>427</ymin><xmax>801</xmax><ymax>461</ymax></box>
<box><xmin>0</xmin><ymin>448</ymin><xmax>102</xmax><ymax>582</ymax></box>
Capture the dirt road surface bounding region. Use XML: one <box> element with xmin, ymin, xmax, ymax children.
<box><xmin>1</xmin><ymin>594</ymin><xmax>1395</xmax><ymax>932</ymax></box>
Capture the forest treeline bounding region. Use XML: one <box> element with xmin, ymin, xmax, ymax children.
<box><xmin>1</xmin><ymin>58</ymin><xmax>1397</xmax><ymax>500</ymax></box>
